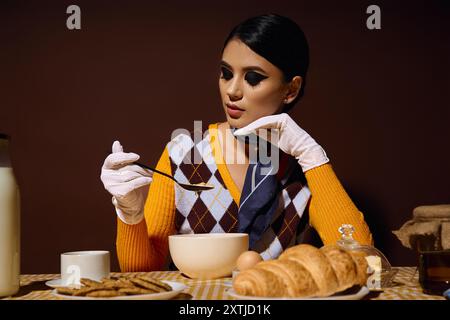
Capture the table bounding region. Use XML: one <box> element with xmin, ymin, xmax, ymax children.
<box><xmin>2</xmin><ymin>267</ymin><xmax>446</xmax><ymax>300</ymax></box>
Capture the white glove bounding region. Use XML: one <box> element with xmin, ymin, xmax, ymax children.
<box><xmin>233</xmin><ymin>113</ymin><xmax>329</xmax><ymax>172</ymax></box>
<box><xmin>100</xmin><ymin>141</ymin><xmax>153</xmax><ymax>225</ymax></box>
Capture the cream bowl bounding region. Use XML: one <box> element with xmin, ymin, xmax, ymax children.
<box><xmin>168</xmin><ymin>233</ymin><xmax>249</xmax><ymax>279</ymax></box>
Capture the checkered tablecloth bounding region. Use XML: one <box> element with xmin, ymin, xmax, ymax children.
<box><xmin>1</xmin><ymin>267</ymin><xmax>445</xmax><ymax>300</ymax></box>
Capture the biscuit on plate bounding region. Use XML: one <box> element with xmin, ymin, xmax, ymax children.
<box><xmin>56</xmin><ymin>287</ymin><xmax>78</xmax><ymax>296</ymax></box>
<box><xmin>102</xmin><ymin>278</ymin><xmax>135</xmax><ymax>289</ymax></box>
<box><xmin>118</xmin><ymin>287</ymin><xmax>156</xmax><ymax>295</ymax></box>
<box><xmin>137</xmin><ymin>276</ymin><xmax>172</xmax><ymax>291</ymax></box>
<box><xmin>73</xmin><ymin>286</ymin><xmax>105</xmax><ymax>296</ymax></box>
<box><xmin>80</xmin><ymin>278</ymin><xmax>102</xmax><ymax>287</ymax></box>
<box><xmin>130</xmin><ymin>278</ymin><xmax>166</xmax><ymax>292</ymax></box>
<box><xmin>86</xmin><ymin>289</ymin><xmax>120</xmax><ymax>297</ymax></box>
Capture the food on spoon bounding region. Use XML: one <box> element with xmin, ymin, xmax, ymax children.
<box><xmin>192</xmin><ymin>182</ymin><xmax>213</xmax><ymax>188</ymax></box>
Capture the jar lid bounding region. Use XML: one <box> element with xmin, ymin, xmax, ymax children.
<box><xmin>413</xmin><ymin>204</ymin><xmax>450</xmax><ymax>220</ymax></box>
<box><xmin>0</xmin><ymin>133</ymin><xmax>10</xmax><ymax>140</ymax></box>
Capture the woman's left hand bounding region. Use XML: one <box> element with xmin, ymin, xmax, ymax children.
<box><xmin>233</xmin><ymin>113</ymin><xmax>329</xmax><ymax>172</ymax></box>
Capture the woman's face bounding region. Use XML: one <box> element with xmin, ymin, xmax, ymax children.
<box><xmin>219</xmin><ymin>38</ymin><xmax>297</xmax><ymax>129</ymax></box>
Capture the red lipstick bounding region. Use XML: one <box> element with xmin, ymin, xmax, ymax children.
<box><xmin>226</xmin><ymin>103</ymin><xmax>244</xmax><ymax>118</ymax></box>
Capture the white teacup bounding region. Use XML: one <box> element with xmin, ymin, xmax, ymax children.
<box><xmin>60</xmin><ymin>250</ymin><xmax>110</xmax><ymax>286</ymax></box>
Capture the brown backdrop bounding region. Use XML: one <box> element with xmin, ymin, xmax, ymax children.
<box><xmin>0</xmin><ymin>0</ymin><xmax>449</xmax><ymax>274</ymax></box>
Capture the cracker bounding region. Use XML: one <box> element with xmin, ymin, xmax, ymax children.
<box><xmin>100</xmin><ymin>279</ymin><xmax>116</xmax><ymax>287</ymax></box>
<box><xmin>137</xmin><ymin>276</ymin><xmax>172</xmax><ymax>291</ymax></box>
<box><xmin>80</xmin><ymin>278</ymin><xmax>102</xmax><ymax>287</ymax></box>
<box><xmin>86</xmin><ymin>289</ymin><xmax>120</xmax><ymax>297</ymax></box>
<box><xmin>117</xmin><ymin>279</ymin><xmax>136</xmax><ymax>288</ymax></box>
<box><xmin>130</xmin><ymin>278</ymin><xmax>166</xmax><ymax>292</ymax></box>
<box><xmin>56</xmin><ymin>287</ymin><xmax>78</xmax><ymax>296</ymax></box>
<box><xmin>118</xmin><ymin>287</ymin><xmax>156</xmax><ymax>295</ymax></box>
<box><xmin>102</xmin><ymin>278</ymin><xmax>135</xmax><ymax>289</ymax></box>
<box><xmin>73</xmin><ymin>286</ymin><xmax>104</xmax><ymax>296</ymax></box>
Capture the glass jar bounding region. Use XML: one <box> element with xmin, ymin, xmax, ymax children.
<box><xmin>336</xmin><ymin>224</ymin><xmax>396</xmax><ymax>290</ymax></box>
<box><xmin>0</xmin><ymin>134</ymin><xmax>20</xmax><ymax>297</ymax></box>
<box><xmin>418</xmin><ymin>249</ymin><xmax>450</xmax><ymax>295</ymax></box>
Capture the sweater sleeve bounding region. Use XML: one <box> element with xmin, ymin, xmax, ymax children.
<box><xmin>304</xmin><ymin>163</ymin><xmax>373</xmax><ymax>246</ymax></box>
<box><xmin>115</xmin><ymin>147</ymin><xmax>176</xmax><ymax>271</ymax></box>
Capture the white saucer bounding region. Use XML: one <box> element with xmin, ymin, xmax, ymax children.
<box><xmin>45</xmin><ymin>279</ymin><xmax>66</xmax><ymax>289</ymax></box>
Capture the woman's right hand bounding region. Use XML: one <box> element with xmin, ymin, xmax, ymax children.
<box><xmin>100</xmin><ymin>141</ymin><xmax>153</xmax><ymax>224</ymax></box>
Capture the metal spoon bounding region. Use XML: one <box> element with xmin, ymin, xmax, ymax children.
<box><xmin>134</xmin><ymin>162</ymin><xmax>214</xmax><ymax>192</ymax></box>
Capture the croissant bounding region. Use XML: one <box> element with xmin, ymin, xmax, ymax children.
<box><xmin>233</xmin><ymin>244</ymin><xmax>369</xmax><ymax>298</ymax></box>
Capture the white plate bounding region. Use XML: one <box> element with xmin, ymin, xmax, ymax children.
<box><xmin>226</xmin><ymin>286</ymin><xmax>370</xmax><ymax>300</ymax></box>
<box><xmin>51</xmin><ymin>280</ymin><xmax>187</xmax><ymax>300</ymax></box>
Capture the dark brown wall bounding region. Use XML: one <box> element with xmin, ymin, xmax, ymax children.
<box><xmin>0</xmin><ymin>0</ymin><xmax>449</xmax><ymax>273</ymax></box>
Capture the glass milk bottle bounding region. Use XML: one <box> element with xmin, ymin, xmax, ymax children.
<box><xmin>0</xmin><ymin>134</ymin><xmax>20</xmax><ymax>297</ymax></box>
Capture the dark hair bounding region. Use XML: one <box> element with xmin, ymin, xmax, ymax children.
<box><xmin>222</xmin><ymin>14</ymin><xmax>309</xmax><ymax>113</ymax></box>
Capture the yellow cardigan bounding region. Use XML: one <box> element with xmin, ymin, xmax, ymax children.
<box><xmin>116</xmin><ymin>123</ymin><xmax>373</xmax><ymax>271</ymax></box>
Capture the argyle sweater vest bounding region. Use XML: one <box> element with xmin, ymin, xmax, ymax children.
<box><xmin>166</xmin><ymin>127</ymin><xmax>311</xmax><ymax>260</ymax></box>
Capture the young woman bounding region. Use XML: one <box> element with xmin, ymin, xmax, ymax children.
<box><xmin>101</xmin><ymin>14</ymin><xmax>373</xmax><ymax>272</ymax></box>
